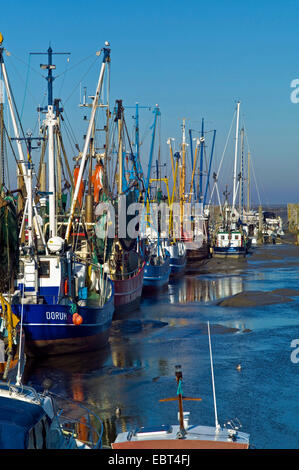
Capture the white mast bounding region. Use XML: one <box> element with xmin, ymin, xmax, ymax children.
<box><xmin>207</xmin><ymin>321</ymin><xmax>220</xmax><ymax>432</ymax></box>
<box><xmin>232</xmin><ymin>100</ymin><xmax>240</xmax><ymax>211</ymax></box>
<box><xmin>0</xmin><ymin>39</ymin><xmax>34</xmax><ymax>247</ymax></box>
<box><xmin>65</xmin><ymin>43</ymin><xmax>110</xmax><ymax>242</ymax></box>
<box><xmin>45</xmin><ymin>105</ymin><xmax>57</xmax><ymax>238</ymax></box>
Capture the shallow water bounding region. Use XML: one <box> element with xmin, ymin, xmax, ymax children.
<box><xmin>23</xmin><ymin>243</ymin><xmax>299</xmax><ymax>449</ymax></box>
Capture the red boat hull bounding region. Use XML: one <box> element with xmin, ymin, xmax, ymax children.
<box><xmin>112</xmin><ymin>263</ymin><xmax>145</xmax><ymax>314</ymax></box>
<box><xmin>112</xmin><ymin>439</ymin><xmax>248</xmax><ymax>449</ymax></box>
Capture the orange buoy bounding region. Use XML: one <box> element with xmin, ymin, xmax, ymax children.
<box><xmin>73</xmin><ymin>165</ymin><xmax>85</xmax><ymax>207</ymax></box>
<box><xmin>72</xmin><ymin>313</ymin><xmax>83</xmax><ymax>325</ymax></box>
<box><xmin>92</xmin><ymin>162</ymin><xmax>104</xmax><ymax>203</ymax></box>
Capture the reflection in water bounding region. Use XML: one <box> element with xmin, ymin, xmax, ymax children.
<box><xmin>23</xmin><ymin>347</ymin><xmax>111</xmax><ymax>386</ymax></box>
<box><xmin>23</xmin><ymin>348</ymin><xmax>111</xmax><ymax>445</ymax></box>
<box><xmin>168</xmin><ymin>275</ymin><xmax>244</xmax><ymax>304</ymax></box>
<box><xmin>18</xmin><ymin>245</ymin><xmax>299</xmax><ymax>449</ymax></box>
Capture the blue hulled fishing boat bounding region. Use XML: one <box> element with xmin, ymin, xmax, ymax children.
<box><xmin>143</xmin><ymin>242</ymin><xmax>171</xmax><ymax>289</ymax></box>
<box><xmin>163</xmin><ymin>240</ymin><xmax>186</xmax><ymax>276</ymax></box>
<box><xmin>0</xmin><ymin>38</ymin><xmax>114</xmax><ymax>356</ymax></box>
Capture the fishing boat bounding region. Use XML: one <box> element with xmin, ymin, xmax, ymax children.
<box><xmin>143</xmin><ymin>237</ymin><xmax>171</xmax><ymax>289</ymax></box>
<box><xmin>0</xmin><ymin>38</ymin><xmax>114</xmax><ymax>356</ymax></box>
<box><xmin>262</xmin><ymin>211</ymin><xmax>284</xmax><ymax>244</ymax></box>
<box><xmin>213</xmin><ymin>228</ymin><xmax>247</xmax><ymax>258</ymax></box>
<box><xmin>111</xmin><ymin>258</ymin><xmax>145</xmax><ymax>313</ymax></box>
<box><xmin>112</xmin><ymin>322</ymin><xmax>250</xmax><ymax>449</ymax></box>
<box><xmin>211</xmin><ymin>102</ymin><xmax>249</xmax><ymax>259</ymax></box>
<box><xmin>0</xmin><ymin>379</ymin><xmax>104</xmax><ymax>449</ymax></box>
<box><xmin>138</xmin><ymin>106</ymin><xmax>171</xmax><ymax>290</ymax></box>
<box><xmin>148</xmin><ymin>161</ymin><xmax>186</xmax><ymax>277</ymax></box>
<box><xmin>98</xmin><ymin>99</ymin><xmax>145</xmax><ymax>314</ymax></box>
<box><xmin>185</xmin><ymin>120</ymin><xmax>215</xmax><ymax>264</ymax></box>
<box><xmin>0</xmin><ymin>197</ymin><xmax>21</xmax><ymax>378</ymax></box>
<box><xmin>166</xmin><ymin>240</ymin><xmax>186</xmax><ymax>276</ymax></box>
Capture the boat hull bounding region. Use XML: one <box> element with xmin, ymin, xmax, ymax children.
<box><xmin>169</xmin><ymin>256</ymin><xmax>186</xmax><ymax>276</ymax></box>
<box><xmin>112</xmin><ymin>424</ymin><xmax>249</xmax><ymax>449</ymax></box>
<box><xmin>112</xmin><ymin>439</ymin><xmax>249</xmax><ymax>449</ymax></box>
<box><xmin>186</xmin><ymin>241</ymin><xmax>211</xmax><ymax>263</ymax></box>
<box><xmin>112</xmin><ymin>264</ymin><xmax>145</xmax><ymax>314</ymax></box>
<box><xmin>213</xmin><ymin>246</ymin><xmax>246</xmax><ymax>259</ymax></box>
<box><xmin>12</xmin><ymin>297</ymin><xmax>114</xmax><ymax>357</ymax></box>
<box><xmin>143</xmin><ymin>258</ymin><xmax>171</xmax><ymax>290</ymax></box>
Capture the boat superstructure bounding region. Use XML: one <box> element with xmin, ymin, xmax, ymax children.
<box><xmin>112</xmin><ymin>322</ymin><xmax>250</xmax><ymax>449</ymax></box>
<box><xmin>0</xmin><ymin>37</ymin><xmax>114</xmax><ymax>356</ymax></box>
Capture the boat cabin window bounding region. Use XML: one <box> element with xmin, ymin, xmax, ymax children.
<box><xmin>221</xmin><ymin>235</ymin><xmax>225</xmax><ymax>240</ymax></box>
<box><xmin>38</xmin><ymin>261</ymin><xmax>50</xmax><ymax>278</ymax></box>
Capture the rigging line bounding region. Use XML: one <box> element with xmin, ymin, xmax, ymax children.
<box><xmin>60</xmin><ymin>105</ymin><xmax>80</xmax><ymax>151</ymax></box>
<box><xmin>54</xmin><ymin>53</ymin><xmax>95</xmax><ymax>79</ymax></box>
<box><xmin>20</xmin><ymin>54</ymin><xmax>31</xmax><ymax>119</ymax></box>
<box><xmin>243</xmin><ymin>124</ymin><xmax>262</xmax><ymax>206</ymax></box>
<box><xmin>250</xmin><ymin>159</ymin><xmax>262</xmax><ymax>206</ymax></box>
<box><xmin>63</xmin><ymin>56</ymin><xmax>98</xmax><ymax>104</ymax></box>
<box><xmin>58</xmin><ymin>56</ymin><xmax>69</xmax><ymax>98</ymax></box>
<box><xmin>6</xmin><ymin>56</ymin><xmax>41</xmax><ymax>109</ymax></box>
<box><xmin>9</xmin><ymin>52</ymin><xmax>44</xmax><ymax>78</ymax></box>
<box><xmin>3</xmin><ymin>123</ymin><xmax>25</xmax><ymax>178</ymax></box>
<box><xmin>4</xmin><ymin>66</ymin><xmax>33</xmax><ymax>159</ymax></box>
<box><xmin>139</xmin><ymin>111</ymin><xmax>154</xmax><ymax>146</ymax></box>
<box><xmin>216</xmin><ymin>108</ymin><xmax>236</xmax><ymax>178</ymax></box>
<box><xmin>61</xmin><ymin>120</ymin><xmax>77</xmax><ymax>156</ymax></box>
<box><xmin>31</xmin><ymin>87</ymin><xmax>48</xmax><ymax>136</ymax></box>
<box><xmin>208</xmin><ymin>109</ymin><xmax>236</xmax><ymax>206</ymax></box>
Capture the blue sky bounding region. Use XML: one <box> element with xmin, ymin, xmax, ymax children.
<box><xmin>2</xmin><ymin>0</ymin><xmax>299</xmax><ymax>204</ymax></box>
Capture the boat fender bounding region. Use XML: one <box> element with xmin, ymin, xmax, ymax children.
<box><xmin>88</xmin><ymin>266</ymin><xmax>97</xmax><ymax>291</ymax></box>
<box><xmin>72</xmin><ymin>312</ymin><xmax>83</xmax><ymax>325</ymax></box>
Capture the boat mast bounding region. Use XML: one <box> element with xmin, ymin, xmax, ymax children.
<box><xmin>180</xmin><ymin>119</ymin><xmax>186</xmax><ymax>234</ymax></box>
<box><xmin>198</xmin><ymin>118</ymin><xmax>204</xmax><ymax>203</ymax></box>
<box><xmin>65</xmin><ymin>43</ymin><xmax>110</xmax><ymax>243</ymax></box>
<box><xmin>32</xmin><ymin>46</ymin><xmax>70</xmax><ymax>238</ymax></box>
<box><xmin>240</xmin><ymin>127</ymin><xmax>245</xmax><ymax>221</ymax></box>
<box><xmin>203</xmin><ymin>129</ymin><xmax>216</xmax><ymax>209</ymax></box>
<box><xmin>232</xmin><ymin>101</ymin><xmax>240</xmax><ymax>212</ymax></box>
<box><xmin>207</xmin><ymin>321</ymin><xmax>220</xmax><ymax>432</ymax></box>
<box><xmin>116</xmin><ymin>99</ymin><xmax>123</xmax><ymax>194</ymax></box>
<box><xmin>247</xmin><ymin>151</ymin><xmax>250</xmax><ymax>212</ymax></box>
<box><xmin>188</xmin><ymin>129</ymin><xmax>196</xmax><ymax>201</ymax></box>
<box><xmin>0</xmin><ymin>37</ymin><xmax>34</xmax><ymax>246</ymax></box>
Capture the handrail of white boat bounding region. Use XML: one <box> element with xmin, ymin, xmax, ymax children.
<box><xmin>0</xmin><ymin>381</ymin><xmax>42</xmax><ymax>404</ymax></box>
<box><xmin>48</xmin><ymin>391</ymin><xmax>104</xmax><ymax>449</ymax></box>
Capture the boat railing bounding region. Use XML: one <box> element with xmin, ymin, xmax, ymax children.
<box><xmin>48</xmin><ymin>391</ymin><xmax>104</xmax><ymax>449</ymax></box>
<box><xmin>0</xmin><ymin>380</ymin><xmax>42</xmax><ymax>404</ymax></box>
<box><xmin>109</xmin><ymin>261</ymin><xmax>145</xmax><ymax>281</ymax></box>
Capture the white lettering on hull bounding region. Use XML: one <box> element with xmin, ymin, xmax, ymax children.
<box><xmin>46</xmin><ymin>311</ymin><xmax>68</xmax><ymax>321</ymax></box>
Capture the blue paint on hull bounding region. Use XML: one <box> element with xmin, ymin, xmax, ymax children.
<box><xmin>12</xmin><ymin>285</ymin><xmax>115</xmax><ymax>356</ymax></box>
<box><xmin>143</xmin><ymin>256</ymin><xmax>171</xmax><ymax>289</ymax></box>
<box><xmin>169</xmin><ymin>256</ymin><xmax>186</xmax><ymax>275</ymax></box>
<box><xmin>213</xmin><ymin>246</ymin><xmax>246</xmax><ymax>257</ymax></box>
